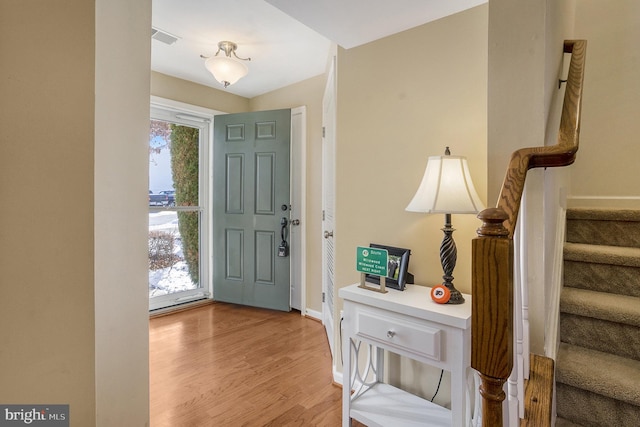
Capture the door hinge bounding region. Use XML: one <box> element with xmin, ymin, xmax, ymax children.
<box><xmin>322</xmin><ymin>292</ymin><xmax>326</xmax><ymax>303</ymax></box>
<box><xmin>322</xmin><ymin>126</ymin><xmax>326</xmax><ymax>138</ymax></box>
<box><xmin>322</xmin><ymin>210</ymin><xmax>325</xmax><ymax>221</ymax></box>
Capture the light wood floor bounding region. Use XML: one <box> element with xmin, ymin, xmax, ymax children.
<box><xmin>150</xmin><ymin>302</ymin><xmax>354</xmax><ymax>426</ymax></box>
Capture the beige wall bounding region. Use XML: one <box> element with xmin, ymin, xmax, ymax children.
<box><xmin>151</xmin><ymin>71</ymin><xmax>250</xmax><ymax>114</ymax></box>
<box><xmin>570</xmin><ymin>0</ymin><xmax>640</xmax><ymax>206</ymax></box>
<box><xmin>95</xmin><ymin>0</ymin><xmax>151</xmax><ymax>425</ymax></box>
<box><xmin>0</xmin><ymin>1</ymin><xmax>97</xmax><ymax>422</ymax></box>
<box><xmin>487</xmin><ymin>0</ymin><xmax>547</xmax><ymax>205</ymax></box>
<box><xmin>333</xmin><ymin>5</ymin><xmax>488</xmax><ymax>399</ymax></box>
<box><xmin>250</xmin><ymin>76</ymin><xmax>326</xmax><ymax>312</ymax></box>
<box><xmin>0</xmin><ymin>1</ymin><xmax>150</xmax><ymax>425</ymax></box>
<box><xmin>335</xmin><ymin>5</ymin><xmax>488</xmax><ymax>300</ymax></box>
<box><xmin>334</xmin><ymin>5</ymin><xmax>487</xmax><ymax>398</ymax></box>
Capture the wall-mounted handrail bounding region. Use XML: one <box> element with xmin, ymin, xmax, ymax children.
<box><xmin>471</xmin><ymin>39</ymin><xmax>586</xmax><ymax>426</ymax></box>
<box><xmin>496</xmin><ymin>40</ymin><xmax>586</xmax><ymax>238</ymax></box>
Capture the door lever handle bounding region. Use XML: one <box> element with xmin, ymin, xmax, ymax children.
<box><xmin>279</xmin><ymin>217</ymin><xmax>289</xmax><ymax>257</ymax></box>
<box><xmin>324</xmin><ymin>230</ymin><xmax>333</xmax><ymax>239</ymax></box>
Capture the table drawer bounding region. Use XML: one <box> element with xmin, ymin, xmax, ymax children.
<box><xmin>355</xmin><ymin>309</ymin><xmax>442</xmax><ymax>361</ymax></box>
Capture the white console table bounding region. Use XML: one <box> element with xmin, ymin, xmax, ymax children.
<box><xmin>340</xmin><ymin>283</ymin><xmax>472</xmax><ymax>427</ymax></box>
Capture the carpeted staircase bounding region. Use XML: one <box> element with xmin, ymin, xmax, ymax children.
<box><xmin>556</xmin><ymin>208</ymin><xmax>640</xmax><ymax>427</ymax></box>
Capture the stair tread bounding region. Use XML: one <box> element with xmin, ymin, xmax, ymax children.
<box><xmin>555</xmin><ymin>417</ymin><xmax>583</xmax><ymax>427</ymax></box>
<box><xmin>564</xmin><ymin>242</ymin><xmax>640</xmax><ymax>267</ymax></box>
<box><xmin>560</xmin><ymin>287</ymin><xmax>640</xmax><ymax>327</ymax></box>
<box><xmin>567</xmin><ymin>207</ymin><xmax>640</xmax><ymax>222</ymax></box>
<box><xmin>557</xmin><ymin>343</ymin><xmax>640</xmax><ymax>406</ymax></box>
<box><xmin>559</xmin><ymin>208</ymin><xmax>640</xmax><ymax>424</ymax></box>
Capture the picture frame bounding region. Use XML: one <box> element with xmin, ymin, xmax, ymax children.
<box><xmin>365</xmin><ymin>243</ymin><xmax>411</xmax><ymax>291</ymax></box>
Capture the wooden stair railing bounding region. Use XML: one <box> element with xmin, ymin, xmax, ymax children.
<box><xmin>471</xmin><ymin>40</ymin><xmax>587</xmax><ymax>427</ymax></box>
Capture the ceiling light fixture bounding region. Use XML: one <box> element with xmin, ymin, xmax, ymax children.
<box><xmin>201</xmin><ymin>41</ymin><xmax>251</xmax><ymax>88</ymax></box>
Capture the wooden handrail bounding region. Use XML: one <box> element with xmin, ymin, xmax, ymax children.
<box><xmin>471</xmin><ymin>40</ymin><xmax>586</xmax><ymax>426</ymax></box>
<box><xmin>496</xmin><ymin>40</ymin><xmax>587</xmax><ymax>237</ymax></box>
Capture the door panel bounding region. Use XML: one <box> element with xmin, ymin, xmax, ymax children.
<box><xmin>255</xmin><ymin>153</ymin><xmax>275</xmax><ymax>214</ymax></box>
<box><xmin>213</xmin><ymin>109</ymin><xmax>291</xmax><ymax>311</ymax></box>
<box><xmin>255</xmin><ymin>231</ymin><xmax>275</xmax><ymax>284</ymax></box>
<box><xmin>225</xmin><ymin>154</ymin><xmax>244</xmax><ymax>213</ymax></box>
<box><xmin>225</xmin><ymin>229</ymin><xmax>243</xmax><ymax>280</ymax></box>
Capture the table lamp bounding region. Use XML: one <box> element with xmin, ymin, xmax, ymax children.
<box><xmin>406</xmin><ymin>147</ymin><xmax>484</xmax><ymax>304</ymax></box>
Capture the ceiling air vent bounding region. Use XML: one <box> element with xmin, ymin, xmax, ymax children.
<box><xmin>151</xmin><ymin>27</ymin><xmax>179</xmax><ymax>45</ymax></box>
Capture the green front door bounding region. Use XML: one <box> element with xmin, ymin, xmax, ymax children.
<box><xmin>213</xmin><ymin>109</ymin><xmax>291</xmax><ymax>311</ymax></box>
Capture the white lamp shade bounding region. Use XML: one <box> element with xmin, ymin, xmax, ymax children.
<box><xmin>406</xmin><ymin>155</ymin><xmax>485</xmax><ymax>214</ymax></box>
<box><xmin>204</xmin><ymin>55</ymin><xmax>248</xmax><ymax>86</ymax></box>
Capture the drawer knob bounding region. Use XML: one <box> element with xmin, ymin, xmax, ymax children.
<box><xmin>387</xmin><ymin>330</ymin><xmax>396</xmax><ymax>338</ymax></box>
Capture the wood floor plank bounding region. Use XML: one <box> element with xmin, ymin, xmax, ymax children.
<box><xmin>150</xmin><ymin>302</ymin><xmax>347</xmax><ymax>426</ymax></box>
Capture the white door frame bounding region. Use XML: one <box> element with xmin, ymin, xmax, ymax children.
<box><xmin>322</xmin><ymin>56</ymin><xmax>337</xmax><ymax>368</ymax></box>
<box><xmin>290</xmin><ymin>106</ymin><xmax>307</xmax><ymax>313</ymax></box>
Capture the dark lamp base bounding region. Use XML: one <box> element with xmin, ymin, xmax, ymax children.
<box><xmin>439</xmin><ymin>213</ymin><xmax>465</xmax><ymax>305</ymax></box>
<box><xmin>445</xmin><ymin>285</ymin><xmax>465</xmax><ymax>304</ymax></box>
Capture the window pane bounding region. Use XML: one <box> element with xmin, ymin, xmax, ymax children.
<box><xmin>149</xmin><ymin>120</ymin><xmax>174</xmax><ymax>205</ymax></box>
<box><xmin>149</xmin><ymin>121</ymin><xmax>199</xmax><ymax>207</ymax></box>
<box><xmin>169</xmin><ymin>124</ymin><xmax>199</xmax><ymax>206</ymax></box>
<box><xmin>149</xmin><ymin>210</ymin><xmax>200</xmax><ymax>297</ymax></box>
<box><xmin>149</xmin><ymin>119</ymin><xmax>201</xmax><ymax>301</ymax></box>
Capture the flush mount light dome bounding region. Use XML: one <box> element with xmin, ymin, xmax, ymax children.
<box><xmin>201</xmin><ymin>41</ymin><xmax>251</xmax><ymax>88</ymax></box>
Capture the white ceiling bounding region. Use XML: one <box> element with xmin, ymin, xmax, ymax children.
<box><xmin>151</xmin><ymin>0</ymin><xmax>485</xmax><ymax>98</ymax></box>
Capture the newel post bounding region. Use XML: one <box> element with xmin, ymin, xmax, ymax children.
<box><xmin>471</xmin><ymin>208</ymin><xmax>513</xmax><ymax>426</ymax></box>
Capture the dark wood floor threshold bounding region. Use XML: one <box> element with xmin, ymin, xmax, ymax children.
<box><xmin>520</xmin><ymin>353</ymin><xmax>554</xmax><ymax>427</ymax></box>
<box><xmin>149</xmin><ymin>299</ymin><xmax>214</xmax><ymax>319</ymax></box>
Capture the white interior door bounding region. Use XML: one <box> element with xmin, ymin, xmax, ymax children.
<box><xmin>322</xmin><ymin>57</ymin><xmax>337</xmax><ymax>359</ymax></box>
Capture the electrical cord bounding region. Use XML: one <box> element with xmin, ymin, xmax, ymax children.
<box><xmin>339</xmin><ymin>316</ymin><xmax>344</xmax><ymax>365</ymax></box>
<box><xmin>430</xmin><ymin>369</ymin><xmax>444</xmax><ymax>402</ymax></box>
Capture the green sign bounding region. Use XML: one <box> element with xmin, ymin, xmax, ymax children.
<box><xmin>356</xmin><ymin>246</ymin><xmax>388</xmax><ymax>277</ymax></box>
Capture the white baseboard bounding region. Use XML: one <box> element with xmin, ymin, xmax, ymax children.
<box><xmin>568</xmin><ymin>196</ymin><xmax>640</xmax><ymax>209</ymax></box>
<box><xmin>333</xmin><ymin>367</ymin><xmax>343</xmax><ymax>386</ymax></box>
<box><xmin>305</xmin><ymin>308</ymin><xmax>321</xmax><ymax>321</ymax></box>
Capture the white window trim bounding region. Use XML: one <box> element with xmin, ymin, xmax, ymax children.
<box><xmin>148</xmin><ymin>97</ymin><xmax>222</xmax><ymax>312</ymax></box>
